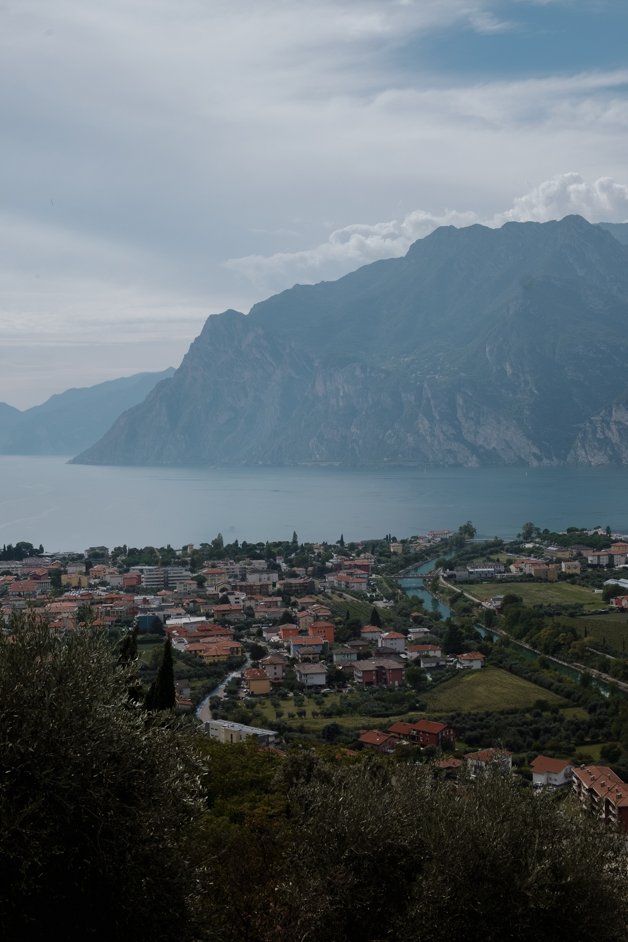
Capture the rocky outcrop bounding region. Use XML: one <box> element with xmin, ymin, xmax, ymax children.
<box><xmin>568</xmin><ymin>399</ymin><xmax>628</xmax><ymax>465</ymax></box>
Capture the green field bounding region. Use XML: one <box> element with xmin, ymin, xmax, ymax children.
<box><xmin>469</xmin><ymin>581</ymin><xmax>601</xmax><ymax>610</ymax></box>
<box><xmin>421</xmin><ymin>666</ymin><xmax>565</xmax><ymax>713</ymax></box>
<box><xmin>247</xmin><ymin>693</ymin><xmax>420</xmax><ymax>733</ymax></box>
<box><xmin>326</xmin><ymin>592</ymin><xmax>374</xmax><ymax>624</ymax></box>
<box><xmin>564</xmin><ymin>613</ymin><xmax>628</xmax><ymax>653</ymax></box>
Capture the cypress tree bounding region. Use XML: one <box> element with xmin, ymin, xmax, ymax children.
<box><xmin>146</xmin><ymin>637</ymin><xmax>176</xmax><ymax>710</ymax></box>
<box><xmin>369</xmin><ymin>606</ymin><xmax>382</xmax><ymax>628</ymax></box>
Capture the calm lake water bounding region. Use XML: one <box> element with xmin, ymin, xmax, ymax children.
<box><xmin>1</xmin><ymin>456</ymin><xmax>628</xmax><ymax>552</ymax></box>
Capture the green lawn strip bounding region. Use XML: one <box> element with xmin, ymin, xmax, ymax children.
<box><xmin>421</xmin><ymin>666</ymin><xmax>566</xmax><ymax>713</ymax></box>
<box><xmin>469</xmin><ymin>581</ymin><xmax>600</xmax><ymax>609</ymax></box>
<box><xmin>572</xmin><ymin>742</ymin><xmax>615</xmax><ymax>761</ymax></box>
<box><xmin>561</xmin><ymin>706</ymin><xmax>589</xmax><ymax>720</ymax></box>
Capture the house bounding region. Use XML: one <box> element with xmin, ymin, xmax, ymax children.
<box><xmin>360</xmin><ymin>625</ymin><xmax>383</xmax><ymax>644</ymax></box>
<box><xmin>358</xmin><ymin>730</ymin><xmax>397</xmax><ymax>754</ymax></box>
<box><xmin>434</xmin><ymin>757</ymin><xmax>464</xmax><ymax>774</ymax></box>
<box><xmin>308</xmin><ymin>620</ymin><xmax>335</xmax><ymax>644</ymax></box>
<box><xmin>561</xmin><ymin>560</ymin><xmax>582</xmax><ymax>575</ymax></box>
<box><xmin>407</xmin><ymin>643</ymin><xmax>442</xmax><ymax>662</ymax></box>
<box><xmin>332</xmin><ymin>644</ymin><xmax>357</xmax><ymax>665</ymax></box>
<box><xmin>456</xmin><ymin>652</ymin><xmax>485</xmax><ymax>670</ymax></box>
<box><xmin>387</xmin><ymin>721</ymin><xmax>416</xmax><ymax>741</ymax></box>
<box><xmin>352</xmin><ymin>658</ymin><xmax>405</xmax><ymax>688</ymax></box>
<box><xmin>290</xmin><ymin>636</ymin><xmax>326</xmax><ymax>661</ymax></box>
<box><xmin>465</xmin><ymin>748</ymin><xmax>512</xmax><ymax>777</ymax></box>
<box><xmin>260</xmin><ymin>653</ymin><xmax>287</xmax><ymax>683</ymax></box>
<box><xmin>377</xmin><ymin>631</ymin><xmax>406</xmax><ymax>653</ymax></box>
<box><xmin>530</xmin><ymin>756</ymin><xmax>572</xmax><ymax>789</ymax></box>
<box><xmin>327</xmin><ymin>571</ymin><xmax>369</xmax><ymax>592</ymax></box>
<box><xmin>411</xmin><ymin>720</ymin><xmax>455</xmax><ymax>749</ymax></box>
<box><xmin>243</xmin><ymin>668</ymin><xmax>271</xmax><ymax>696</ymax></box>
<box><xmin>571</xmin><ymin>765</ymin><xmax>628</xmax><ymax>830</ymax></box>
<box><xmin>294</xmin><ymin>662</ymin><xmax>327</xmax><ymax>688</ymax></box>
<box><xmin>206</xmin><ymin>719</ymin><xmax>278</xmax><ymax>747</ymax></box>
<box><xmin>278</xmin><ymin>624</ymin><xmax>300</xmax><ymax>642</ymax></box>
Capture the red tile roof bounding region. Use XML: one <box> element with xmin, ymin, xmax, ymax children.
<box><xmin>530</xmin><ymin>756</ymin><xmax>572</xmax><ymax>775</ymax></box>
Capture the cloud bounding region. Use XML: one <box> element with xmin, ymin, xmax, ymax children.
<box><xmin>493</xmin><ymin>172</ymin><xmax>628</xmax><ymax>224</ymax></box>
<box><xmin>227</xmin><ymin>173</ymin><xmax>628</xmax><ymax>296</ymax></box>
<box><xmin>226</xmin><ymin>209</ymin><xmax>478</xmax><ymax>295</ymax></box>
<box><xmin>2</xmin><ymin>1</ymin><xmax>628</xmax><ymax>405</ymax></box>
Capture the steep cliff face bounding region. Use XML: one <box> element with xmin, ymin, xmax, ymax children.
<box><xmin>73</xmin><ymin>216</ymin><xmax>628</xmax><ymax>468</ymax></box>
<box><xmin>568</xmin><ymin>398</ymin><xmax>628</xmax><ymax>465</ymax></box>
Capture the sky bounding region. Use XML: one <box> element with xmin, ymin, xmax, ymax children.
<box><xmin>1</xmin><ymin>0</ymin><xmax>628</xmax><ymax>408</ymax></box>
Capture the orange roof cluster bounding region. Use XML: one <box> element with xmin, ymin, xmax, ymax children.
<box><xmin>573</xmin><ymin>765</ymin><xmax>628</xmax><ymax>806</ymax></box>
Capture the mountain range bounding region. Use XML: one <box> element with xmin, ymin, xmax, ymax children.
<box><xmin>0</xmin><ymin>369</ymin><xmax>174</xmax><ymax>456</ymax></box>
<box><xmin>65</xmin><ymin>215</ymin><xmax>628</xmax><ymax>468</ymax></box>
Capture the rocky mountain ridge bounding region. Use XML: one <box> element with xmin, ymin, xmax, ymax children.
<box><xmin>0</xmin><ymin>369</ymin><xmax>175</xmax><ymax>456</ymax></box>
<box><xmin>73</xmin><ymin>216</ymin><xmax>628</xmax><ymax>468</ymax></box>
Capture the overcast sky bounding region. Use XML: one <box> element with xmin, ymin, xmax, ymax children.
<box><xmin>2</xmin><ymin>0</ymin><xmax>628</xmax><ymax>407</ymax></box>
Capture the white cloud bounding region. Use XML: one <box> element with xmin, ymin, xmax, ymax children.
<box><xmin>227</xmin><ymin>173</ymin><xmax>628</xmax><ymax>295</ymax></box>
<box><xmin>493</xmin><ymin>173</ymin><xmax>628</xmax><ymax>224</ymax></box>
<box><xmin>226</xmin><ymin>209</ymin><xmax>478</xmax><ymax>295</ymax></box>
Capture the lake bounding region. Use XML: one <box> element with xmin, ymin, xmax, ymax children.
<box><xmin>1</xmin><ymin>456</ymin><xmax>628</xmax><ymax>552</ymax></box>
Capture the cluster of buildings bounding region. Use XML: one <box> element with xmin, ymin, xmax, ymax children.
<box><xmin>444</xmin><ymin>539</ymin><xmax>628</xmax><ymax>587</ymax></box>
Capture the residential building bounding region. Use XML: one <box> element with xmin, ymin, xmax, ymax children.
<box><xmin>465</xmin><ymin>748</ymin><xmax>512</xmax><ymax>777</ymax></box>
<box><xmin>530</xmin><ymin>756</ymin><xmax>572</xmax><ymax>789</ymax></box>
<box><xmin>260</xmin><ymin>653</ymin><xmax>287</xmax><ymax>683</ymax></box>
<box><xmin>206</xmin><ymin>719</ymin><xmax>278</xmax><ymax>746</ymax></box>
<box><xmin>377</xmin><ymin>631</ymin><xmax>406</xmax><ymax>653</ymax></box>
<box><xmin>243</xmin><ymin>668</ymin><xmax>271</xmax><ymax>696</ymax></box>
<box><xmin>572</xmin><ymin>765</ymin><xmax>628</xmax><ymax>830</ymax></box>
<box><xmin>294</xmin><ymin>662</ymin><xmax>327</xmax><ymax>688</ymax></box>
<box><xmin>352</xmin><ymin>658</ymin><xmax>405</xmax><ymax>687</ymax></box>
<box><xmin>290</xmin><ymin>636</ymin><xmax>326</xmax><ymax>661</ymax></box>
<box><xmin>308</xmin><ymin>620</ymin><xmax>335</xmax><ymax>644</ymax></box>
<box><xmin>358</xmin><ymin>730</ymin><xmax>397</xmax><ymax>754</ymax></box>
<box><xmin>407</xmin><ymin>643</ymin><xmax>442</xmax><ymax>661</ymax></box>
<box><xmin>411</xmin><ymin>720</ymin><xmax>456</xmax><ymax>749</ymax></box>
<box><xmin>456</xmin><ymin>652</ymin><xmax>485</xmax><ymax>670</ymax></box>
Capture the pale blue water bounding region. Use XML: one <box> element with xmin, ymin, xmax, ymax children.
<box><xmin>0</xmin><ymin>456</ymin><xmax>627</xmax><ymax>552</ymax></box>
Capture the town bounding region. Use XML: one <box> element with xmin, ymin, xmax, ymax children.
<box><xmin>3</xmin><ymin>519</ymin><xmax>628</xmax><ymax>833</ymax></box>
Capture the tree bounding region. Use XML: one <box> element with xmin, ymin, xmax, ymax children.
<box><xmin>520</xmin><ymin>521</ymin><xmax>537</xmax><ymax>541</ymax></box>
<box><xmin>248</xmin><ymin>642</ymin><xmax>268</xmax><ymax>663</ymax></box>
<box><xmin>76</xmin><ymin>602</ymin><xmax>96</xmax><ymax>628</ymax></box>
<box><xmin>457</xmin><ymin>521</ymin><xmax>477</xmax><ymax>541</ymax></box>
<box><xmin>0</xmin><ymin>614</ymin><xmax>202</xmax><ymax>939</ymax></box>
<box><xmin>369</xmin><ymin>606</ymin><xmax>382</xmax><ymax>628</ymax></box>
<box><xmin>267</xmin><ymin>763</ymin><xmax>628</xmax><ymax>942</ymax></box>
<box><xmin>145</xmin><ymin>637</ymin><xmax>176</xmax><ymax>711</ymax></box>
<box><xmin>442</xmin><ymin>621</ymin><xmax>464</xmax><ymax>654</ymax></box>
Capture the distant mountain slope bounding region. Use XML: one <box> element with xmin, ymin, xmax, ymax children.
<box><xmin>599</xmin><ymin>222</ymin><xmax>628</xmax><ymax>246</ymax></box>
<box><xmin>72</xmin><ymin>216</ymin><xmax>628</xmax><ymax>468</ymax></box>
<box><xmin>0</xmin><ymin>369</ymin><xmax>175</xmax><ymax>455</ymax></box>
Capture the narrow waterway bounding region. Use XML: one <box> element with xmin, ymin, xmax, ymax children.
<box><xmin>398</xmin><ymin>559</ymin><xmax>452</xmax><ymax>619</ymax></box>
<box><xmin>399</xmin><ymin>562</ymin><xmax>614</xmax><ymax>697</ymax></box>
